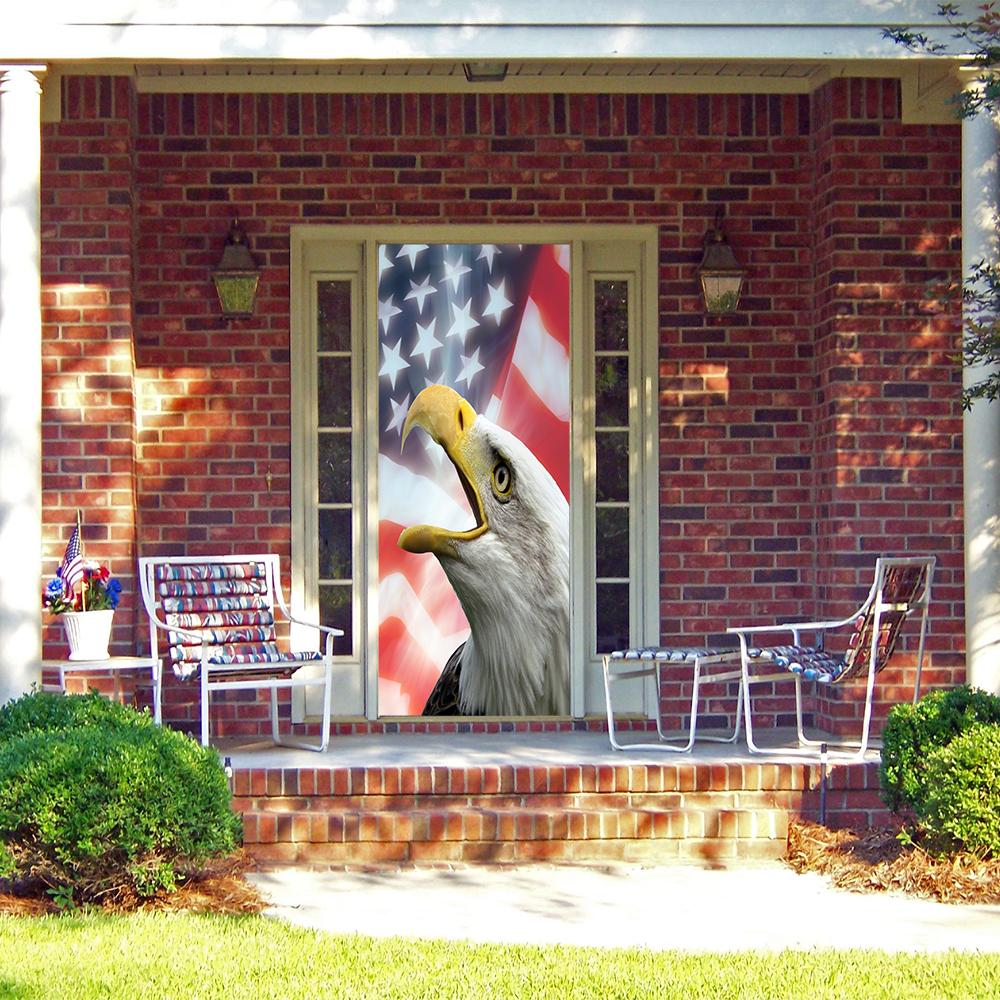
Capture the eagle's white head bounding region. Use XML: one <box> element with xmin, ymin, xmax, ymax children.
<box><xmin>398</xmin><ymin>385</ymin><xmax>569</xmax><ymax>716</ymax></box>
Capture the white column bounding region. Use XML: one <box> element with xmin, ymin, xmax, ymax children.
<box><xmin>0</xmin><ymin>66</ymin><xmax>44</xmax><ymax>704</ymax></box>
<box><xmin>962</xmin><ymin>98</ymin><xmax>1000</xmax><ymax>695</ymax></box>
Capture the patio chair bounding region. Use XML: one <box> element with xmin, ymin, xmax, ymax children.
<box><xmin>138</xmin><ymin>553</ymin><xmax>342</xmax><ymax>751</ymax></box>
<box><xmin>726</xmin><ymin>555</ymin><xmax>935</xmax><ymax>760</ymax></box>
<box><xmin>603</xmin><ymin>646</ymin><xmax>743</xmax><ymax>751</ymax></box>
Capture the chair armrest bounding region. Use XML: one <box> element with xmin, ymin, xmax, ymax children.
<box><xmin>284</xmin><ymin>611</ymin><xmax>345</xmax><ymax>639</ymax></box>
<box><xmin>282</xmin><ymin>611</ymin><xmax>345</xmax><ymax>657</ymax></box>
<box><xmin>727</xmin><ymin>611</ymin><xmax>857</xmax><ymax>638</ymax></box>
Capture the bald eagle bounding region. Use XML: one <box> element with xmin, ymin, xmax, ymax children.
<box><xmin>398</xmin><ymin>385</ymin><xmax>569</xmax><ymax>717</ymax></box>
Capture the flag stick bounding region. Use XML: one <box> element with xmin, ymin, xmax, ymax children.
<box><xmin>77</xmin><ymin>509</ymin><xmax>86</xmax><ymax>612</ymax></box>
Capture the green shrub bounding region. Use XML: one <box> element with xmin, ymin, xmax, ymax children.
<box><xmin>0</xmin><ymin>721</ymin><xmax>242</xmax><ymax>902</ymax></box>
<box><xmin>879</xmin><ymin>685</ymin><xmax>1000</xmax><ymax>813</ymax></box>
<box><xmin>920</xmin><ymin>725</ymin><xmax>1000</xmax><ymax>858</ymax></box>
<box><xmin>0</xmin><ymin>689</ymin><xmax>152</xmax><ymax>743</ymax></box>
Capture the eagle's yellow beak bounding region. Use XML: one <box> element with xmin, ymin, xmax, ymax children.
<box><xmin>398</xmin><ymin>385</ymin><xmax>489</xmax><ymax>557</ymax></box>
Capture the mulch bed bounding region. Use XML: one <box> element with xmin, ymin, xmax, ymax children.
<box><xmin>786</xmin><ymin>818</ymin><xmax>1000</xmax><ymax>905</ymax></box>
<box><xmin>0</xmin><ymin>851</ymin><xmax>266</xmax><ymax>917</ymax></box>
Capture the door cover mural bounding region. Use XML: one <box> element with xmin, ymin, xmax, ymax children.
<box><xmin>377</xmin><ymin>243</ymin><xmax>570</xmax><ymax>716</ymax></box>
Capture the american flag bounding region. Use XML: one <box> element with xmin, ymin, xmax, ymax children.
<box><xmin>59</xmin><ymin>523</ymin><xmax>85</xmax><ymax>602</ymax></box>
<box><xmin>377</xmin><ymin>243</ymin><xmax>570</xmax><ymax>715</ymax></box>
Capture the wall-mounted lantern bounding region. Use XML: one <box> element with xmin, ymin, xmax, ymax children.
<box><xmin>211</xmin><ymin>219</ymin><xmax>260</xmax><ymax>318</ymax></box>
<box><xmin>697</xmin><ymin>210</ymin><xmax>745</xmax><ymax>315</ymax></box>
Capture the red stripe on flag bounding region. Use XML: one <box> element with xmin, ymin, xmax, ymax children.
<box><xmin>528</xmin><ymin>244</ymin><xmax>570</xmax><ymax>351</ymax></box>
<box><xmin>497</xmin><ymin>366</ymin><xmax>570</xmax><ymax>501</ymax></box>
<box><xmin>378</xmin><ymin>616</ymin><xmax>443</xmax><ymax>715</ymax></box>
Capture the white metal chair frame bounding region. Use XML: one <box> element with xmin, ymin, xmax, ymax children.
<box><xmin>727</xmin><ymin>555</ymin><xmax>935</xmax><ymax>760</ymax></box>
<box><xmin>602</xmin><ymin>648</ymin><xmax>743</xmax><ymax>752</ymax></box>
<box><xmin>139</xmin><ymin>553</ymin><xmax>343</xmax><ymax>752</ymax></box>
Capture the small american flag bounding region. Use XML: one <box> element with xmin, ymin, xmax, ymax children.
<box><xmin>59</xmin><ymin>523</ymin><xmax>85</xmax><ymax>601</ymax></box>
<box><xmin>376</xmin><ymin>242</ymin><xmax>570</xmax><ymax>715</ymax></box>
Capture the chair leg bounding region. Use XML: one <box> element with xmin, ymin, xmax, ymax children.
<box><xmin>200</xmin><ymin>670</ymin><xmax>210</xmax><ymax>747</ymax></box>
<box><xmin>270</xmin><ymin>686</ymin><xmax>280</xmax><ymax>744</ymax></box>
<box><xmin>152</xmin><ymin>659</ymin><xmax>162</xmax><ymax>726</ymax></box>
<box><xmin>272</xmin><ymin>672</ymin><xmax>333</xmax><ymax>753</ymax></box>
<box><xmin>603</xmin><ymin>657</ymin><xmax>696</xmax><ymax>753</ymax></box>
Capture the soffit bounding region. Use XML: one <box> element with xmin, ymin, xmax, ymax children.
<box><xmin>40</xmin><ymin>57</ymin><xmax>961</xmax><ymax>123</ymax></box>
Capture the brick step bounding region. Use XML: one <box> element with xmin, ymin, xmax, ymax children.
<box><xmin>248</xmin><ymin>836</ymin><xmax>787</xmax><ymax>867</ymax></box>
<box><xmin>234</xmin><ymin>790</ymin><xmax>800</xmax><ymax>813</ymax></box>
<box><xmin>242</xmin><ymin>806</ymin><xmax>788</xmax><ymax>847</ymax></box>
<box><xmin>232</xmin><ymin>762</ymin><xmax>824</xmax><ymax>800</ymax></box>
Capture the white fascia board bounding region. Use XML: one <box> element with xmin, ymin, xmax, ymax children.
<box><xmin>0</xmin><ymin>2</ymin><xmax>979</xmax><ymax>63</ymax></box>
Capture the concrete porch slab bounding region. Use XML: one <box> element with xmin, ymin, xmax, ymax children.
<box><xmin>218</xmin><ymin>728</ymin><xmax>880</xmax><ymax>770</ymax></box>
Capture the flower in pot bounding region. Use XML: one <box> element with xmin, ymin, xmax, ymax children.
<box><xmin>43</xmin><ymin>561</ymin><xmax>122</xmax><ymax>660</ymax></box>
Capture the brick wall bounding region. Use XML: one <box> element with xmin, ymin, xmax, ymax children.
<box><xmin>40</xmin><ymin>77</ymin><xmax>964</xmax><ymax>738</ymax></box>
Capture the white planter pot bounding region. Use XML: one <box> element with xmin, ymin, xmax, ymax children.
<box><xmin>61</xmin><ymin>609</ymin><xmax>114</xmax><ymax>661</ymax></box>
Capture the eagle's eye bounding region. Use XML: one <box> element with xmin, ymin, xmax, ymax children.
<box><xmin>491</xmin><ymin>460</ymin><xmax>513</xmax><ymax>500</ymax></box>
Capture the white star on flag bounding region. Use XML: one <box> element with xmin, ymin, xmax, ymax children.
<box><xmin>446</xmin><ymin>299</ymin><xmax>479</xmax><ymax>346</ymax></box>
<box><xmin>409</xmin><ymin>319</ymin><xmax>441</xmax><ymax>367</ymax></box>
<box><xmin>378</xmin><ymin>245</ymin><xmax>393</xmax><ymax>276</ymax></box>
<box><xmin>379</xmin><ymin>338</ymin><xmax>409</xmax><ymax>390</ymax></box>
<box><xmin>482</xmin><ymin>280</ymin><xmax>512</xmax><ymax>324</ymax></box>
<box><xmin>456</xmin><ymin>348</ymin><xmax>486</xmax><ymax>387</ymax></box>
<box><xmin>395</xmin><ymin>244</ymin><xmax>429</xmax><ymax>269</ymax></box>
<box><xmin>404</xmin><ymin>276</ymin><xmax>436</xmax><ymax>313</ymax></box>
<box><xmin>386</xmin><ymin>393</ymin><xmax>411</xmax><ymax>437</ymax></box>
<box><xmin>441</xmin><ymin>256</ymin><xmax>472</xmax><ymax>292</ymax></box>
<box><xmin>477</xmin><ymin>245</ymin><xmax>500</xmax><ymax>272</ymax></box>
<box><xmin>378</xmin><ymin>296</ymin><xmax>402</xmax><ymax>336</ymax></box>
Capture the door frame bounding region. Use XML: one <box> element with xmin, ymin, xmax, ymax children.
<box><xmin>290</xmin><ymin>223</ymin><xmax>660</xmax><ymax>721</ymax></box>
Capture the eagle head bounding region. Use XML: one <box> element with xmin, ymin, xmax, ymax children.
<box><xmin>398</xmin><ymin>385</ymin><xmax>569</xmax><ymax>716</ymax></box>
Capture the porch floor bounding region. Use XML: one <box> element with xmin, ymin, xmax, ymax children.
<box><xmin>218</xmin><ymin>727</ymin><xmax>880</xmax><ymax>770</ymax></box>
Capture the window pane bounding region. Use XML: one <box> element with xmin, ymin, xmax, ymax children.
<box><xmin>595</xmin><ymin>356</ymin><xmax>629</xmax><ymax>427</ymax></box>
<box><xmin>318</xmin><ymin>432</ymin><xmax>351</xmax><ymax>504</ymax></box>
<box><xmin>596</xmin><ymin>582</ymin><xmax>630</xmax><ymax>654</ymax></box>
<box><xmin>318</xmin><ymin>508</ymin><xmax>352</xmax><ymax>580</ymax></box>
<box><xmin>319</xmin><ymin>584</ymin><xmax>352</xmax><ymax>653</ymax></box>
<box><xmin>594</xmin><ymin>279</ymin><xmax>629</xmax><ymax>351</ymax></box>
<box><xmin>596</xmin><ymin>506</ymin><xmax>629</xmax><ymax>579</ymax></box>
<box><xmin>317</xmin><ymin>357</ymin><xmax>352</xmax><ymax>428</ymax></box>
<box><xmin>596</xmin><ymin>431</ymin><xmax>629</xmax><ymax>503</ymax></box>
<box><xmin>317</xmin><ymin>280</ymin><xmax>351</xmax><ymax>353</ymax></box>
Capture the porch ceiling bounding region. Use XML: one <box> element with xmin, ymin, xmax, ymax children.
<box><xmin>40</xmin><ymin>57</ymin><xmax>963</xmax><ymax>125</ymax></box>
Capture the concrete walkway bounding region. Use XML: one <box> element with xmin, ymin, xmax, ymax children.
<box><xmin>248</xmin><ymin>862</ymin><xmax>1000</xmax><ymax>953</ymax></box>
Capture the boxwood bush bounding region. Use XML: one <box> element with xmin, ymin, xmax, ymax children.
<box><xmin>920</xmin><ymin>725</ymin><xmax>1000</xmax><ymax>858</ymax></box>
<box><xmin>0</xmin><ymin>691</ymin><xmax>241</xmax><ymax>903</ymax></box>
<box><xmin>879</xmin><ymin>685</ymin><xmax>1000</xmax><ymax>813</ymax></box>
<box><xmin>0</xmin><ymin>689</ymin><xmax>151</xmax><ymax>742</ymax></box>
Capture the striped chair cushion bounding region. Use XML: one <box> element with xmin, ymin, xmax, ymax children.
<box><xmin>609</xmin><ymin>647</ymin><xmax>730</xmax><ymax>663</ymax></box>
<box><xmin>155</xmin><ymin>561</ymin><xmax>320</xmax><ymax>680</ymax></box>
<box><xmin>745</xmin><ymin>644</ymin><xmax>844</xmax><ymax>683</ymax></box>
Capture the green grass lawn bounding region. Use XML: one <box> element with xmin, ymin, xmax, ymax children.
<box><xmin>1</xmin><ymin>913</ymin><xmax>998</xmax><ymax>1000</ymax></box>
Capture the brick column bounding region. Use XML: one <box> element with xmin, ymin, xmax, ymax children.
<box><xmin>0</xmin><ymin>66</ymin><xmax>45</xmax><ymax>702</ymax></box>
<box><xmin>811</xmin><ymin>78</ymin><xmax>964</xmax><ymax>734</ymax></box>
<box><xmin>41</xmin><ymin>76</ymin><xmax>140</xmax><ymax>676</ymax></box>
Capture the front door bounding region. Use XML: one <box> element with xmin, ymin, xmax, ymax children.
<box><xmin>291</xmin><ymin>225</ymin><xmax>658</xmax><ymax>722</ymax></box>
